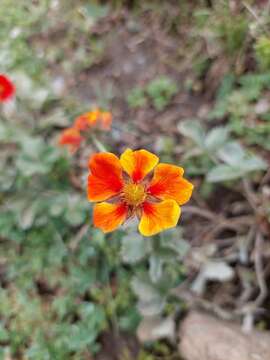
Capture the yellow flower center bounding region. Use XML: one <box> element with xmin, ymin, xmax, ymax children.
<box><xmin>123</xmin><ymin>183</ymin><xmax>146</xmax><ymax>206</ymax></box>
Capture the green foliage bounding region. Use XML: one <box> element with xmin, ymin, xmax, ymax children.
<box><xmin>146</xmin><ymin>77</ymin><xmax>178</xmax><ymax>111</ymax></box>
<box><xmin>127</xmin><ymin>87</ymin><xmax>147</xmax><ymax>109</ymax></box>
<box><xmin>178</xmin><ymin>120</ymin><xmax>267</xmax><ymax>182</ymax></box>
<box><xmin>2</xmin><ymin>1</ymin><xmax>270</xmax><ymax>358</ymax></box>
<box><xmin>255</xmin><ymin>36</ymin><xmax>270</xmax><ymax>70</ymax></box>
<box><xmin>127</xmin><ymin>76</ymin><xmax>178</xmax><ymax>111</ymax></box>
<box><xmin>121</xmin><ymin>229</ymin><xmax>188</xmax><ymax>319</ymax></box>
<box><xmin>210</xmin><ymin>72</ymin><xmax>270</xmax><ymax>150</ymax></box>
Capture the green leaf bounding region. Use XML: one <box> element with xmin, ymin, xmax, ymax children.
<box><xmin>121</xmin><ymin>233</ymin><xmax>150</xmax><ymax>264</ymax></box>
<box><xmin>217</xmin><ymin>141</ymin><xmax>245</xmax><ymax>166</ymax></box>
<box><xmin>80</xmin><ymin>3</ymin><xmax>109</xmax><ymax>21</ymax></box>
<box><xmin>178</xmin><ymin>120</ymin><xmax>205</xmax><ymax>148</ymax></box>
<box><xmin>217</xmin><ymin>142</ymin><xmax>267</xmax><ymax>176</ymax></box>
<box><xmin>239</xmin><ymin>156</ymin><xmax>267</xmax><ymax>172</ymax></box>
<box><xmin>131</xmin><ymin>277</ymin><xmax>161</xmax><ymax>303</ymax></box>
<box><xmin>207</xmin><ymin>164</ymin><xmax>245</xmax><ymax>182</ymax></box>
<box><xmin>137</xmin><ymin>297</ymin><xmax>166</xmax><ymax>317</ymax></box>
<box><xmin>205</xmin><ymin>127</ymin><xmax>229</xmax><ymax>152</ymax></box>
<box><xmin>149</xmin><ymin>255</ymin><xmax>163</xmax><ymax>283</ymax></box>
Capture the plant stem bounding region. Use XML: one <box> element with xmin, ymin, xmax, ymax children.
<box><xmin>90</xmin><ymin>135</ymin><xmax>107</xmax><ymax>152</ymax></box>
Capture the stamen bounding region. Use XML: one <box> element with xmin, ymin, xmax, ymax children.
<box><xmin>123</xmin><ymin>182</ymin><xmax>146</xmax><ymax>207</ymax></box>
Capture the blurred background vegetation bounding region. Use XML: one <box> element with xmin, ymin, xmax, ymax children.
<box><xmin>1</xmin><ymin>0</ymin><xmax>270</xmax><ymax>359</ymax></box>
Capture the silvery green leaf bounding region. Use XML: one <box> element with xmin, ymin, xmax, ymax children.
<box><xmin>121</xmin><ymin>234</ymin><xmax>150</xmax><ymax>264</ymax></box>
<box><xmin>217</xmin><ymin>141</ymin><xmax>246</xmax><ymax>165</ymax></box>
<box><xmin>131</xmin><ymin>277</ymin><xmax>160</xmax><ymax>302</ymax></box>
<box><xmin>18</xmin><ymin>205</ymin><xmax>36</xmax><ymax>230</ymax></box>
<box><xmin>149</xmin><ymin>256</ymin><xmax>163</xmax><ymax>283</ymax></box>
<box><xmin>178</xmin><ymin>120</ymin><xmax>205</xmax><ymax>148</ymax></box>
<box><xmin>19</xmin><ymin>137</ymin><xmax>44</xmax><ymax>158</ymax></box>
<box><xmin>12</xmin><ymin>72</ymin><xmax>49</xmax><ymax>108</ymax></box>
<box><xmin>160</xmin><ymin>228</ymin><xmax>190</xmax><ymax>258</ymax></box>
<box><xmin>16</xmin><ymin>156</ymin><xmax>49</xmax><ymax>176</ymax></box>
<box><xmin>205</xmin><ymin>126</ymin><xmax>229</xmax><ymax>152</ymax></box>
<box><xmin>170</xmin><ymin>238</ymin><xmax>190</xmax><ymax>258</ymax></box>
<box><xmin>239</xmin><ymin>156</ymin><xmax>267</xmax><ymax>172</ymax></box>
<box><xmin>137</xmin><ymin>316</ymin><xmax>175</xmax><ymax>342</ymax></box>
<box><xmin>206</xmin><ymin>164</ymin><xmax>245</xmax><ymax>182</ymax></box>
<box><xmin>137</xmin><ymin>297</ymin><xmax>166</xmax><ymax>317</ymax></box>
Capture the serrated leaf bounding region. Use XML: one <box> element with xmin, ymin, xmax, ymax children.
<box><xmin>205</xmin><ymin>126</ymin><xmax>229</xmax><ymax>152</ymax></box>
<box><xmin>160</xmin><ymin>228</ymin><xmax>190</xmax><ymax>258</ymax></box>
<box><xmin>239</xmin><ymin>156</ymin><xmax>267</xmax><ymax>172</ymax></box>
<box><xmin>207</xmin><ymin>164</ymin><xmax>244</xmax><ymax>182</ymax></box>
<box><xmin>131</xmin><ymin>277</ymin><xmax>161</xmax><ymax>302</ymax></box>
<box><xmin>121</xmin><ymin>234</ymin><xmax>150</xmax><ymax>264</ymax></box>
<box><xmin>137</xmin><ymin>297</ymin><xmax>166</xmax><ymax>317</ymax></box>
<box><xmin>217</xmin><ymin>141</ymin><xmax>246</xmax><ymax>166</ymax></box>
<box><xmin>149</xmin><ymin>255</ymin><xmax>163</xmax><ymax>283</ymax></box>
<box><xmin>178</xmin><ymin>119</ymin><xmax>205</xmax><ymax>148</ymax></box>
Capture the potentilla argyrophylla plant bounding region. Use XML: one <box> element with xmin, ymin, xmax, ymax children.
<box><xmin>87</xmin><ymin>149</ymin><xmax>194</xmax><ymax>339</ymax></box>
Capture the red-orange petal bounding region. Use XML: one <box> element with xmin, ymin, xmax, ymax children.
<box><xmin>120</xmin><ymin>149</ymin><xmax>159</xmax><ymax>183</ymax></box>
<box><xmin>139</xmin><ymin>200</ymin><xmax>180</xmax><ymax>236</ymax></box>
<box><xmin>58</xmin><ymin>127</ymin><xmax>83</xmax><ymax>152</ymax></box>
<box><xmin>88</xmin><ymin>152</ymin><xmax>124</xmax><ymax>202</ymax></box>
<box><xmin>93</xmin><ymin>202</ymin><xmax>127</xmax><ymax>233</ymax></box>
<box><xmin>74</xmin><ymin>115</ymin><xmax>89</xmax><ymax>131</ymax></box>
<box><xmin>148</xmin><ymin>163</ymin><xmax>194</xmax><ymax>205</ymax></box>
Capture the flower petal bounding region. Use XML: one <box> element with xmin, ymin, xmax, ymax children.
<box><xmin>139</xmin><ymin>200</ymin><xmax>180</xmax><ymax>236</ymax></box>
<box><xmin>87</xmin><ymin>109</ymin><xmax>100</xmax><ymax>126</ymax></box>
<box><xmin>74</xmin><ymin>114</ymin><xmax>89</xmax><ymax>131</ymax></box>
<box><xmin>0</xmin><ymin>74</ymin><xmax>15</xmax><ymax>102</ymax></box>
<box><xmin>88</xmin><ymin>152</ymin><xmax>124</xmax><ymax>202</ymax></box>
<box><xmin>148</xmin><ymin>163</ymin><xmax>194</xmax><ymax>205</ymax></box>
<box><xmin>58</xmin><ymin>127</ymin><xmax>83</xmax><ymax>152</ymax></box>
<box><xmin>120</xmin><ymin>149</ymin><xmax>159</xmax><ymax>183</ymax></box>
<box><xmin>93</xmin><ymin>202</ymin><xmax>127</xmax><ymax>233</ymax></box>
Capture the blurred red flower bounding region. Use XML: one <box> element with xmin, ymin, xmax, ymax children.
<box><xmin>0</xmin><ymin>74</ymin><xmax>15</xmax><ymax>102</ymax></box>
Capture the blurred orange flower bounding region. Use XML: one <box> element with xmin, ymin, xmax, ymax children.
<box><xmin>59</xmin><ymin>127</ymin><xmax>83</xmax><ymax>153</ymax></box>
<box><xmin>74</xmin><ymin>109</ymin><xmax>112</xmax><ymax>132</ymax></box>
<box><xmin>0</xmin><ymin>74</ymin><xmax>15</xmax><ymax>102</ymax></box>
<box><xmin>87</xmin><ymin>149</ymin><xmax>193</xmax><ymax>236</ymax></box>
<box><xmin>99</xmin><ymin>111</ymin><xmax>112</xmax><ymax>130</ymax></box>
<box><xmin>59</xmin><ymin>109</ymin><xmax>112</xmax><ymax>153</ymax></box>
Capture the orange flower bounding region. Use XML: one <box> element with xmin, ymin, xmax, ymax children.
<box><xmin>74</xmin><ymin>109</ymin><xmax>112</xmax><ymax>132</ymax></box>
<box><xmin>99</xmin><ymin>111</ymin><xmax>112</xmax><ymax>130</ymax></box>
<box><xmin>87</xmin><ymin>149</ymin><xmax>193</xmax><ymax>236</ymax></box>
<box><xmin>59</xmin><ymin>127</ymin><xmax>83</xmax><ymax>152</ymax></box>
